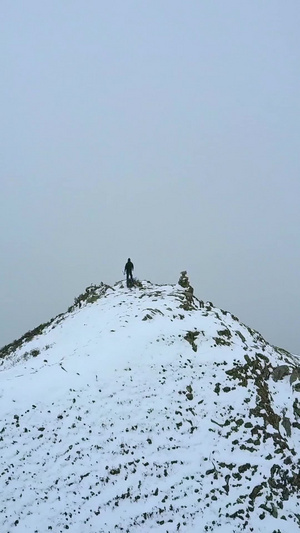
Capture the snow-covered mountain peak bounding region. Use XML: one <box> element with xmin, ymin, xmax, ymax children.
<box><xmin>0</xmin><ymin>274</ymin><xmax>299</xmax><ymax>532</ymax></box>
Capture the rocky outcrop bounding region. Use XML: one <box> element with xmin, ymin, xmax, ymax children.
<box><xmin>272</xmin><ymin>364</ymin><xmax>290</xmax><ymax>382</ymax></box>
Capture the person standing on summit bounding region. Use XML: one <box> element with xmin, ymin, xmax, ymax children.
<box><xmin>124</xmin><ymin>258</ymin><xmax>134</xmax><ymax>283</ymax></box>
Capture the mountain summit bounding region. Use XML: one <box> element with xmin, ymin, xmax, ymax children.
<box><xmin>0</xmin><ymin>273</ymin><xmax>299</xmax><ymax>533</ymax></box>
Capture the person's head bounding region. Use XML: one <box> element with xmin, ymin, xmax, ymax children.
<box><xmin>128</xmin><ymin>258</ymin><xmax>131</xmax><ymax>262</ymax></box>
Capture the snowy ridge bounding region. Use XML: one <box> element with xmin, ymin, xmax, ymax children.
<box><xmin>0</xmin><ymin>274</ymin><xmax>299</xmax><ymax>533</ymax></box>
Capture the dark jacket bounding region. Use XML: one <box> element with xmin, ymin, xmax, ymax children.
<box><xmin>125</xmin><ymin>260</ymin><xmax>134</xmax><ymax>273</ymax></box>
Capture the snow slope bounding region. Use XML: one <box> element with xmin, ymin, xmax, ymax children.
<box><xmin>0</xmin><ymin>275</ymin><xmax>299</xmax><ymax>533</ymax></box>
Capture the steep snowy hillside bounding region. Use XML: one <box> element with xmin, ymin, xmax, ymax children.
<box><xmin>0</xmin><ymin>273</ymin><xmax>299</xmax><ymax>533</ymax></box>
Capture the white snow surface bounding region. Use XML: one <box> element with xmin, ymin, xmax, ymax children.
<box><xmin>0</xmin><ymin>279</ymin><xmax>299</xmax><ymax>533</ymax></box>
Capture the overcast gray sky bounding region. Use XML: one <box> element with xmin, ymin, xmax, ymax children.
<box><xmin>1</xmin><ymin>1</ymin><xmax>299</xmax><ymax>355</ymax></box>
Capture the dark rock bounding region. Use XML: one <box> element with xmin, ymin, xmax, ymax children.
<box><xmin>282</xmin><ymin>413</ymin><xmax>292</xmax><ymax>437</ymax></box>
<box><xmin>178</xmin><ymin>271</ymin><xmax>190</xmax><ymax>288</ymax></box>
<box><xmin>272</xmin><ymin>365</ymin><xmax>290</xmax><ymax>382</ymax></box>
<box><xmin>184</xmin><ymin>331</ymin><xmax>199</xmax><ymax>352</ymax></box>
<box><xmin>290</xmin><ymin>367</ymin><xmax>300</xmax><ymax>385</ymax></box>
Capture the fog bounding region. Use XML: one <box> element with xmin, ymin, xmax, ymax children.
<box><xmin>1</xmin><ymin>1</ymin><xmax>299</xmax><ymax>354</ymax></box>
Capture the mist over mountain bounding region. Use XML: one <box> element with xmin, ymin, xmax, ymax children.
<box><xmin>0</xmin><ymin>273</ymin><xmax>299</xmax><ymax>532</ymax></box>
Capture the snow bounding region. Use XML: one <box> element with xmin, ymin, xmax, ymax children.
<box><xmin>0</xmin><ymin>279</ymin><xmax>299</xmax><ymax>532</ymax></box>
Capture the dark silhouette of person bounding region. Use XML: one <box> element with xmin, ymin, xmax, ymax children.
<box><xmin>124</xmin><ymin>258</ymin><xmax>134</xmax><ymax>283</ymax></box>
